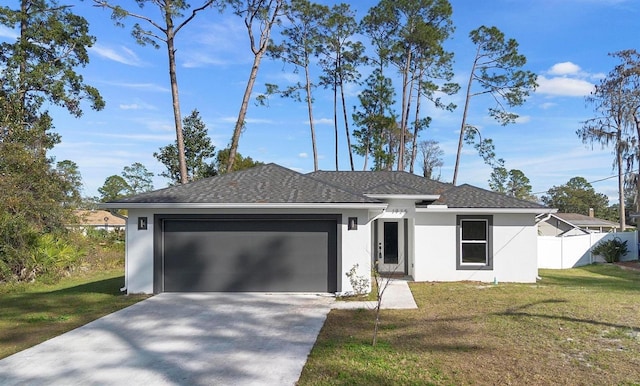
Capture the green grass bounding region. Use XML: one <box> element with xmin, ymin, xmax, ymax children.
<box><xmin>0</xmin><ymin>269</ymin><xmax>148</xmax><ymax>359</ymax></box>
<box><xmin>299</xmin><ymin>264</ymin><xmax>640</xmax><ymax>385</ymax></box>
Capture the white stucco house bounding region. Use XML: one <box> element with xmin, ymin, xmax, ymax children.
<box><xmin>101</xmin><ymin>163</ymin><xmax>554</xmax><ymax>295</ymax></box>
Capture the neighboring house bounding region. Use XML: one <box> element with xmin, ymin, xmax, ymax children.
<box><xmin>71</xmin><ymin>210</ymin><xmax>126</xmax><ymax>233</ymax></box>
<box><xmin>539</xmin><ymin>212</ymin><xmax>622</xmax><ymax>236</ymax></box>
<box><xmin>100</xmin><ymin>163</ymin><xmax>554</xmax><ymax>295</ymax></box>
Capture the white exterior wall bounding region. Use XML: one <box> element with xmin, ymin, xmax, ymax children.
<box><xmin>413</xmin><ymin>212</ymin><xmax>538</xmax><ymax>283</ymax></box>
<box><xmin>123</xmin><ymin>207</ymin><xmax>373</xmax><ymax>294</ymax></box>
<box><xmin>125</xmin><ymin>208</ymin><xmax>156</xmax><ymax>294</ymax></box>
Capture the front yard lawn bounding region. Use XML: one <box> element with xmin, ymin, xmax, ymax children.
<box><xmin>0</xmin><ymin>269</ymin><xmax>148</xmax><ymax>360</ymax></box>
<box><xmin>300</xmin><ymin>264</ymin><xmax>640</xmax><ymax>385</ymax></box>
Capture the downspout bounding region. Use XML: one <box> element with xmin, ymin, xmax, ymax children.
<box><xmin>108</xmin><ymin>209</ymin><xmax>128</xmax><ymax>293</ymax></box>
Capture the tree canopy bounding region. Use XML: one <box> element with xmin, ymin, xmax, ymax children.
<box><xmin>541</xmin><ymin>177</ymin><xmax>613</xmax><ymax>220</ymax></box>
<box><xmin>0</xmin><ymin>0</ymin><xmax>103</xmax><ymax>282</ymax></box>
<box><xmin>452</xmin><ymin>25</ymin><xmax>537</xmax><ymax>185</ymax></box>
<box><xmin>154</xmin><ymin>109</ymin><xmax>217</xmax><ymax>184</ymax></box>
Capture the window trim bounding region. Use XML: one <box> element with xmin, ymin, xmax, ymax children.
<box><xmin>456</xmin><ymin>215</ymin><xmax>493</xmax><ymax>270</ymax></box>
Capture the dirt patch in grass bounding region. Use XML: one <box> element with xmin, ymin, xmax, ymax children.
<box><xmin>0</xmin><ymin>269</ymin><xmax>148</xmax><ymax>359</ymax></box>
<box><xmin>300</xmin><ymin>265</ymin><xmax>640</xmax><ymax>385</ymax></box>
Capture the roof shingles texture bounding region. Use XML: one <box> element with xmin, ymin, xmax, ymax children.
<box><xmin>435</xmin><ymin>184</ymin><xmax>547</xmax><ymax>209</ymax></box>
<box><xmin>555</xmin><ymin>213</ymin><xmax>619</xmax><ymax>227</ymax></box>
<box><xmin>111</xmin><ymin>163</ymin><xmax>379</xmax><ymax>204</ymax></box>
<box><xmin>307</xmin><ymin>170</ymin><xmax>451</xmax><ymax>195</ymax></box>
<box><xmin>109</xmin><ymin>163</ymin><xmax>548</xmax><ymax>210</ymax></box>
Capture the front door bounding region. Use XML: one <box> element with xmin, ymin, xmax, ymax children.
<box><xmin>377</xmin><ymin>220</ymin><xmax>403</xmax><ymax>273</ymax></box>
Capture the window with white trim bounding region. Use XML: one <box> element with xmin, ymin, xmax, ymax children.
<box><xmin>456</xmin><ymin>215</ymin><xmax>492</xmax><ymax>270</ymax></box>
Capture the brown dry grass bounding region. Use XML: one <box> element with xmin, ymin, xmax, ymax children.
<box><xmin>300</xmin><ymin>264</ymin><xmax>640</xmax><ymax>385</ymax></box>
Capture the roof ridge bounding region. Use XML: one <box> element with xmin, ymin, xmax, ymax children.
<box><xmin>303</xmin><ymin>171</ymin><xmax>382</xmax><ymax>202</ymax></box>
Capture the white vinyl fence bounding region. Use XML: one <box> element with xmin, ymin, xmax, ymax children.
<box><xmin>538</xmin><ymin>232</ymin><xmax>638</xmax><ymax>269</ymax></box>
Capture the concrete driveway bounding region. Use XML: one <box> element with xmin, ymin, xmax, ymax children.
<box><xmin>0</xmin><ymin>293</ymin><xmax>334</xmax><ymax>385</ymax></box>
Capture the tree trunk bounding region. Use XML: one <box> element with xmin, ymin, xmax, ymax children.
<box><xmin>227</xmin><ymin>0</ymin><xmax>281</xmax><ymax>173</ymax></box>
<box><xmin>410</xmin><ymin>75</ymin><xmax>422</xmax><ymax>174</ymax></box>
<box><xmin>304</xmin><ymin>62</ymin><xmax>318</xmax><ymax>171</ymax></box>
<box><xmin>333</xmin><ymin>74</ymin><xmax>339</xmax><ymax>171</ymax></box>
<box><xmin>397</xmin><ymin>50</ymin><xmax>412</xmax><ymax>171</ymax></box>
<box><xmin>452</xmin><ymin>56</ymin><xmax>478</xmax><ymax>185</ymax></box>
<box><xmin>617</xmin><ymin>144</ymin><xmax>626</xmax><ymax>231</ymax></box>
<box><xmin>339</xmin><ymin>74</ymin><xmax>354</xmax><ymax>171</ymax></box>
<box><xmin>228</xmin><ymin>52</ymin><xmax>264</xmax><ymax>173</ymax></box>
<box><xmin>15</xmin><ymin>0</ymin><xmax>28</xmax><ymax>140</ymax></box>
<box><xmin>166</xmin><ymin>27</ymin><xmax>188</xmax><ymax>184</ymax></box>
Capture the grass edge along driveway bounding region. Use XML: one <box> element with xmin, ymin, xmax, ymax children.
<box><xmin>0</xmin><ymin>269</ymin><xmax>148</xmax><ymax>360</ymax></box>
<box><xmin>299</xmin><ymin>264</ymin><xmax>640</xmax><ymax>385</ymax></box>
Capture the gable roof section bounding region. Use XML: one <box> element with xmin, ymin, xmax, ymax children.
<box><xmin>553</xmin><ymin>213</ymin><xmax>619</xmax><ymax>228</ymax></box>
<box><xmin>307</xmin><ymin>170</ymin><xmax>451</xmax><ymax>196</ymax></box>
<box><xmin>435</xmin><ymin>184</ymin><xmax>547</xmax><ymax>209</ymax></box>
<box><xmin>309</xmin><ymin>171</ymin><xmax>547</xmax><ymax>209</ymax></box>
<box><xmin>103</xmin><ymin>163</ymin><xmax>381</xmax><ymax>207</ymax></box>
<box><xmin>71</xmin><ymin>210</ymin><xmax>126</xmax><ymax>226</ymax></box>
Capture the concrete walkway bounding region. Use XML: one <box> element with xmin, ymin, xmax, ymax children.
<box><xmin>332</xmin><ymin>278</ymin><xmax>418</xmax><ymax>310</ymax></box>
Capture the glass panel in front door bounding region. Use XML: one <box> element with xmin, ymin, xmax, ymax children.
<box><xmin>383</xmin><ymin>222</ymin><xmax>399</xmax><ymax>264</ymax></box>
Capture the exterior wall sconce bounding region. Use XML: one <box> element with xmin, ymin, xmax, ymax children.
<box><xmin>138</xmin><ymin>217</ymin><xmax>148</xmax><ymax>230</ymax></box>
<box><xmin>348</xmin><ymin>217</ymin><xmax>358</xmax><ymax>230</ymax></box>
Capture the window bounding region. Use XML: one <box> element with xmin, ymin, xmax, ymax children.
<box><xmin>456</xmin><ymin>215</ymin><xmax>492</xmax><ymax>270</ymax></box>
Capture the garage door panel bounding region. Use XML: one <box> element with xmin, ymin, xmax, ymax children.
<box><xmin>161</xmin><ymin>219</ymin><xmax>336</xmax><ymax>292</ymax></box>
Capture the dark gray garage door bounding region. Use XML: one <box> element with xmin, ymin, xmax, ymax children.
<box><xmin>155</xmin><ymin>215</ymin><xmax>338</xmax><ymax>293</ymax></box>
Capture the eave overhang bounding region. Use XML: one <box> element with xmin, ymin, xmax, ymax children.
<box><xmin>416</xmin><ymin>207</ymin><xmax>557</xmax><ymax>214</ymax></box>
<box><xmin>99</xmin><ymin>202</ymin><xmax>388</xmax><ymax>210</ymax></box>
<box><xmin>364</xmin><ymin>194</ymin><xmax>440</xmax><ymax>202</ymax></box>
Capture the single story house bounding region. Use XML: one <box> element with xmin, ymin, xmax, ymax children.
<box><xmin>101</xmin><ymin>163</ymin><xmax>554</xmax><ymax>295</ymax></box>
<box><xmin>538</xmin><ymin>212</ymin><xmax>622</xmax><ymax>236</ymax></box>
<box><xmin>70</xmin><ymin>209</ymin><xmax>126</xmax><ymax>233</ymax></box>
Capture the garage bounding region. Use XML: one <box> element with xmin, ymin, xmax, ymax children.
<box><xmin>154</xmin><ymin>214</ymin><xmax>339</xmax><ymax>293</ymax></box>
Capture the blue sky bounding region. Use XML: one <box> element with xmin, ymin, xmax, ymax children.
<box><xmin>2</xmin><ymin>0</ymin><xmax>639</xmax><ymax>202</ymax></box>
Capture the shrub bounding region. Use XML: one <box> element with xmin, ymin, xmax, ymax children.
<box><xmin>345</xmin><ymin>264</ymin><xmax>370</xmax><ymax>296</ymax></box>
<box><xmin>591</xmin><ymin>237</ymin><xmax>628</xmax><ymax>263</ymax></box>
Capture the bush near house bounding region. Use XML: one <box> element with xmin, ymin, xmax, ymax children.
<box><xmin>591</xmin><ymin>237</ymin><xmax>628</xmax><ymax>263</ymax></box>
<box><xmin>0</xmin><ymin>227</ymin><xmax>124</xmax><ymax>284</ymax></box>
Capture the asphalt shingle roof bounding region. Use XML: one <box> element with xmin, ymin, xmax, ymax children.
<box><xmin>434</xmin><ymin>184</ymin><xmax>547</xmax><ymax>209</ymax></box>
<box><xmin>554</xmin><ymin>213</ymin><xmax>619</xmax><ymax>227</ymax></box>
<box><xmin>110</xmin><ymin>163</ymin><xmax>379</xmax><ymax>204</ymax></box>
<box><xmin>107</xmin><ymin>163</ymin><xmax>549</xmax><ymax>210</ymax></box>
<box><xmin>307</xmin><ymin>170</ymin><xmax>451</xmax><ymax>195</ymax></box>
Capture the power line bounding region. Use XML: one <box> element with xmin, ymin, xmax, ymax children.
<box><xmin>532</xmin><ymin>170</ymin><xmax>637</xmax><ymax>196</ymax></box>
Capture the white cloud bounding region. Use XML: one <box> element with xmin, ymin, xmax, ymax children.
<box><xmin>182</xmin><ymin>52</ymin><xmax>230</xmax><ymax>68</ymax></box>
<box><xmin>536</xmin><ymin>75</ymin><xmax>594</xmax><ymax>97</ymax></box>
<box><xmin>103</xmin><ymin>81</ymin><xmax>170</xmax><ymax>93</ymax></box>
<box><xmin>97</xmin><ymin>133</ymin><xmax>175</xmax><ymax>142</ymax></box>
<box><xmin>548</xmin><ymin>62</ymin><xmax>581</xmax><ymax>76</ymax></box>
<box><xmin>0</xmin><ymin>26</ymin><xmax>18</xmax><ymax>39</ymax></box>
<box><xmin>219</xmin><ymin>116</ymin><xmax>275</xmax><ymax>125</ymax></box>
<box><xmin>515</xmin><ymin>115</ymin><xmax>531</xmax><ymax>124</ymax></box>
<box><xmin>313</xmin><ymin>118</ymin><xmax>334</xmax><ymax>125</ymax></box>
<box><xmin>540</xmin><ymin>102</ymin><xmax>557</xmax><ymax>109</ymax></box>
<box><xmin>89</xmin><ymin>44</ymin><xmax>144</xmax><ymax>67</ymax></box>
<box><xmin>298</xmin><ymin>152</ymin><xmax>308</xmax><ymax>158</ymax></box>
<box><xmin>119</xmin><ymin>101</ymin><xmax>157</xmax><ymax>111</ymax></box>
<box><xmin>181</xmin><ymin>18</ymin><xmax>251</xmax><ymax>68</ymax></box>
